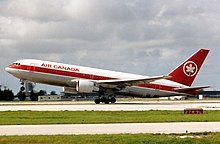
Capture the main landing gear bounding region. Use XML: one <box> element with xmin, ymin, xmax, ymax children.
<box><xmin>94</xmin><ymin>96</ymin><xmax>116</xmax><ymax>104</ymax></box>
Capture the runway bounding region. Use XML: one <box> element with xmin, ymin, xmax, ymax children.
<box><xmin>1</xmin><ymin>122</ymin><xmax>220</xmax><ymax>136</ymax></box>
<box><xmin>0</xmin><ymin>100</ymin><xmax>220</xmax><ymax>111</ymax></box>
<box><xmin>0</xmin><ymin>101</ymin><xmax>220</xmax><ymax>136</ymax></box>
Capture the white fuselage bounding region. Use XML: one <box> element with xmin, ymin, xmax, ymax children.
<box><xmin>5</xmin><ymin>59</ymin><xmax>194</xmax><ymax>97</ymax></box>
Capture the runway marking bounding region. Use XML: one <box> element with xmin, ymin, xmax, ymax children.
<box><xmin>0</xmin><ymin>122</ymin><xmax>220</xmax><ymax>135</ymax></box>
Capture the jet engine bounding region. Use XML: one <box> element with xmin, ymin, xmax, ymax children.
<box><xmin>76</xmin><ymin>79</ymin><xmax>99</xmax><ymax>93</ymax></box>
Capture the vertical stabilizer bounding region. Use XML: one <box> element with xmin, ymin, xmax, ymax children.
<box><xmin>168</xmin><ymin>48</ymin><xmax>209</xmax><ymax>86</ymax></box>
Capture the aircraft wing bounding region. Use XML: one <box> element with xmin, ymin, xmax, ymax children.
<box><xmin>96</xmin><ymin>75</ymin><xmax>170</xmax><ymax>87</ymax></box>
<box><xmin>174</xmin><ymin>86</ymin><xmax>211</xmax><ymax>92</ymax></box>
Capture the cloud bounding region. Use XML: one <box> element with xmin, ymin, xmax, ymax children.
<box><xmin>0</xmin><ymin>0</ymin><xmax>220</xmax><ymax>92</ymax></box>
<box><xmin>0</xmin><ymin>0</ymin><xmax>67</xmax><ymax>21</ymax></box>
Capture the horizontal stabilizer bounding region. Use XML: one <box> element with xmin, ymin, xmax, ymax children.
<box><xmin>174</xmin><ymin>86</ymin><xmax>211</xmax><ymax>92</ymax></box>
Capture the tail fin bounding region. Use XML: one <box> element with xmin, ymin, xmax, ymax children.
<box><xmin>168</xmin><ymin>48</ymin><xmax>209</xmax><ymax>86</ymax></box>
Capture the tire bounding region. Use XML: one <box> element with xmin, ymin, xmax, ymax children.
<box><xmin>104</xmin><ymin>99</ymin><xmax>110</xmax><ymax>104</ymax></box>
<box><xmin>17</xmin><ymin>92</ymin><xmax>26</xmax><ymax>101</ymax></box>
<box><xmin>95</xmin><ymin>99</ymin><xmax>101</xmax><ymax>104</ymax></box>
<box><xmin>110</xmin><ymin>97</ymin><xmax>116</xmax><ymax>103</ymax></box>
<box><xmin>20</xmin><ymin>86</ymin><xmax>25</xmax><ymax>91</ymax></box>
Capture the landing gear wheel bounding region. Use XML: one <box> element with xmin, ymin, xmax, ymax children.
<box><xmin>95</xmin><ymin>99</ymin><xmax>101</xmax><ymax>104</ymax></box>
<box><xmin>110</xmin><ymin>97</ymin><xmax>116</xmax><ymax>103</ymax></box>
<box><xmin>104</xmin><ymin>99</ymin><xmax>110</xmax><ymax>104</ymax></box>
<box><xmin>94</xmin><ymin>93</ymin><xmax>116</xmax><ymax>104</ymax></box>
<box><xmin>17</xmin><ymin>91</ymin><xmax>26</xmax><ymax>101</ymax></box>
<box><xmin>20</xmin><ymin>86</ymin><xmax>25</xmax><ymax>92</ymax></box>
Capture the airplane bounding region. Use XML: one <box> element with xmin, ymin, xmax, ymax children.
<box><xmin>5</xmin><ymin>48</ymin><xmax>210</xmax><ymax>104</ymax></box>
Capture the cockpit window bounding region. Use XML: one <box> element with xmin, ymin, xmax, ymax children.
<box><xmin>13</xmin><ymin>63</ymin><xmax>21</xmax><ymax>66</ymax></box>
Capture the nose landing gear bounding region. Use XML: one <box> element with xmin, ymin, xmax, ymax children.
<box><xmin>17</xmin><ymin>81</ymin><xmax>26</xmax><ymax>101</ymax></box>
<box><xmin>17</xmin><ymin>81</ymin><xmax>37</xmax><ymax>101</ymax></box>
<box><xmin>20</xmin><ymin>82</ymin><xmax>25</xmax><ymax>92</ymax></box>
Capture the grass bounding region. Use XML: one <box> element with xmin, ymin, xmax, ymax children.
<box><xmin>0</xmin><ymin>110</ymin><xmax>220</xmax><ymax>125</ymax></box>
<box><xmin>0</xmin><ymin>111</ymin><xmax>220</xmax><ymax>143</ymax></box>
<box><xmin>0</xmin><ymin>132</ymin><xmax>220</xmax><ymax>144</ymax></box>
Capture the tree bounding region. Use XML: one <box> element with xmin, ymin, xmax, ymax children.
<box><xmin>0</xmin><ymin>89</ymin><xmax>3</xmax><ymax>100</ymax></box>
<box><xmin>0</xmin><ymin>89</ymin><xmax>14</xmax><ymax>101</ymax></box>
<box><xmin>38</xmin><ymin>90</ymin><xmax>46</xmax><ymax>96</ymax></box>
<box><xmin>30</xmin><ymin>90</ymin><xmax>47</xmax><ymax>101</ymax></box>
<box><xmin>30</xmin><ymin>91</ymin><xmax>38</xmax><ymax>101</ymax></box>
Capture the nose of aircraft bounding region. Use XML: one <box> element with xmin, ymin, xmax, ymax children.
<box><xmin>5</xmin><ymin>66</ymin><xmax>10</xmax><ymax>73</ymax></box>
<box><xmin>5</xmin><ymin>64</ymin><xmax>13</xmax><ymax>74</ymax></box>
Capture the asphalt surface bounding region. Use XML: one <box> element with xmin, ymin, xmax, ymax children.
<box><xmin>0</xmin><ymin>100</ymin><xmax>220</xmax><ymax>135</ymax></box>
<box><xmin>0</xmin><ymin>100</ymin><xmax>220</xmax><ymax>111</ymax></box>
<box><xmin>1</xmin><ymin>122</ymin><xmax>220</xmax><ymax>135</ymax></box>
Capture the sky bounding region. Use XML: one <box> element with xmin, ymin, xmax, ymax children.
<box><xmin>0</xmin><ymin>0</ymin><xmax>220</xmax><ymax>93</ymax></box>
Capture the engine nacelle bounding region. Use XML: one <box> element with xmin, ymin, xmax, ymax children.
<box><xmin>63</xmin><ymin>87</ymin><xmax>77</xmax><ymax>94</ymax></box>
<box><xmin>76</xmin><ymin>80</ymin><xmax>99</xmax><ymax>93</ymax></box>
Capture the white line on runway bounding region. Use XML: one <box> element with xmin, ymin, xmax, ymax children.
<box><xmin>0</xmin><ymin>122</ymin><xmax>220</xmax><ymax>136</ymax></box>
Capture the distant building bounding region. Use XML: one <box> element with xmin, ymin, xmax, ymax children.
<box><xmin>199</xmin><ymin>91</ymin><xmax>220</xmax><ymax>98</ymax></box>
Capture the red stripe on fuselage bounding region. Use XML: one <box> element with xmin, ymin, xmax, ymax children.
<box><xmin>9</xmin><ymin>64</ymin><xmax>118</xmax><ymax>81</ymax></box>
<box><xmin>138</xmin><ymin>83</ymin><xmax>198</xmax><ymax>95</ymax></box>
<box><xmin>8</xmin><ymin>64</ymin><xmax>198</xmax><ymax>95</ymax></box>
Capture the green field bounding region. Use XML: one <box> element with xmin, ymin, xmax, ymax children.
<box><xmin>1</xmin><ymin>110</ymin><xmax>220</xmax><ymax>144</ymax></box>
<box><xmin>0</xmin><ymin>110</ymin><xmax>220</xmax><ymax>125</ymax></box>
<box><xmin>0</xmin><ymin>132</ymin><xmax>220</xmax><ymax>144</ymax></box>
